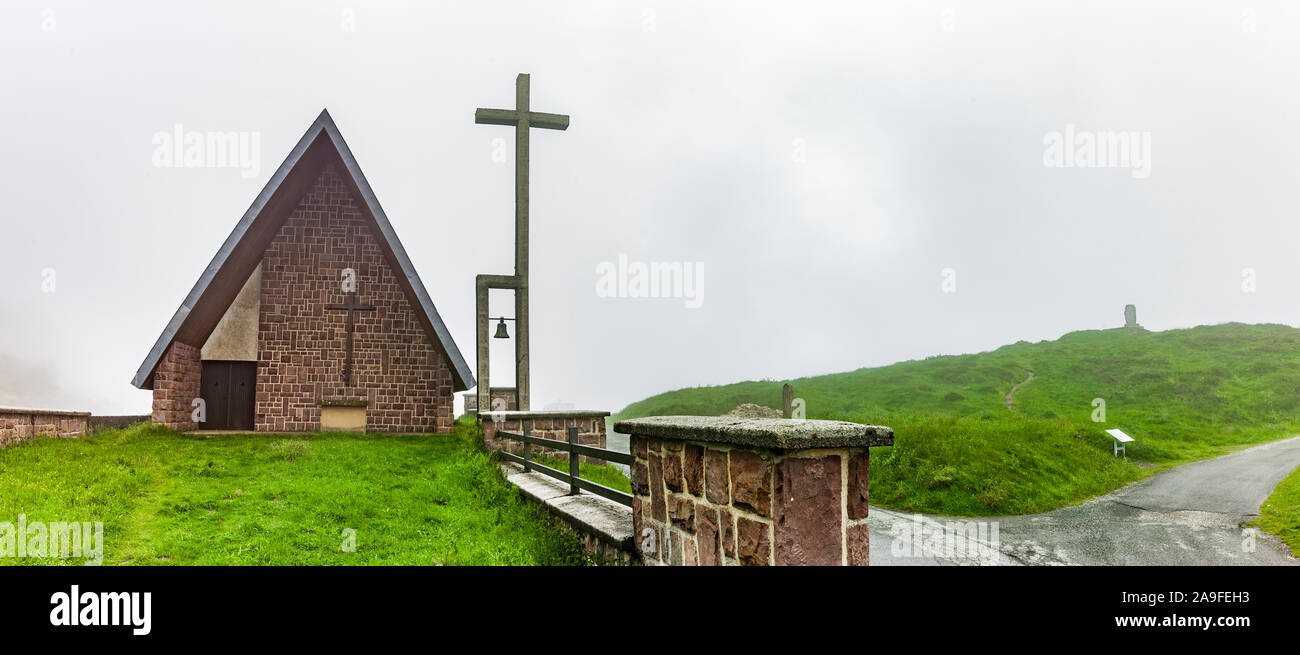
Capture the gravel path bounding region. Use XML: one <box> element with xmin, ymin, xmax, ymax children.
<box><xmin>1004</xmin><ymin>370</ymin><xmax>1035</xmax><ymax>409</ymax></box>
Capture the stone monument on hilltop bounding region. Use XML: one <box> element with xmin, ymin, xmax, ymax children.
<box><xmin>1123</xmin><ymin>304</ymin><xmax>1141</xmax><ymax>330</ymax></box>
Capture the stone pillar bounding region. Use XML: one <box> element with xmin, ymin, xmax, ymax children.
<box><xmin>615</xmin><ymin>416</ymin><xmax>893</xmax><ymax>566</ymax></box>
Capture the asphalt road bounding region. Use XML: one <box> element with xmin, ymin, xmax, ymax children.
<box><xmin>869</xmin><ymin>436</ymin><xmax>1300</xmax><ymax>566</ymax></box>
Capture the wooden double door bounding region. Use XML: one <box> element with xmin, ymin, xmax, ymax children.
<box><xmin>200</xmin><ymin>361</ymin><xmax>257</xmax><ymax>430</ymax></box>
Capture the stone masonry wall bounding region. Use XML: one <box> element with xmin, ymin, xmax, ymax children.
<box><xmin>151</xmin><ymin>341</ymin><xmax>202</xmax><ymax>431</ymax></box>
<box><xmin>630</xmin><ymin>437</ymin><xmax>873</xmax><ymax>566</ymax></box>
<box><xmin>255</xmin><ymin>165</ymin><xmax>455</xmax><ymax>433</ymax></box>
<box><xmin>0</xmin><ymin>408</ymin><xmax>90</xmax><ymax>449</ymax></box>
<box><xmin>481</xmin><ymin>411</ymin><xmax>608</xmax><ymax>463</ymax></box>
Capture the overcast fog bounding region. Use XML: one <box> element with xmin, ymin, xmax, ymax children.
<box><xmin>1</xmin><ymin>0</ymin><xmax>1297</xmax><ymax>415</ymax></box>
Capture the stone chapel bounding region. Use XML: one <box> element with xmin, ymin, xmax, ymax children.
<box><xmin>131</xmin><ymin>111</ymin><xmax>474</xmax><ymax>433</ymax></box>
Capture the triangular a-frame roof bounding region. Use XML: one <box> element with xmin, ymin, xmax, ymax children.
<box><xmin>131</xmin><ymin>110</ymin><xmax>475</xmax><ymax>392</ymax></box>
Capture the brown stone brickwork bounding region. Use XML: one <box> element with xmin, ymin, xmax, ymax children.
<box><xmin>0</xmin><ymin>409</ymin><xmax>90</xmax><ymax>449</ymax></box>
<box><xmin>151</xmin><ymin>341</ymin><xmax>202</xmax><ymax>431</ymax></box>
<box><xmin>480</xmin><ymin>411</ymin><xmax>608</xmax><ymax>463</ymax></box>
<box><xmin>774</xmin><ymin>454</ymin><xmax>842</xmax><ymax>565</ymax></box>
<box><xmin>255</xmin><ymin>165</ymin><xmax>454</xmax><ymax>433</ymax></box>
<box><xmin>631</xmin><ymin>436</ymin><xmax>874</xmax><ymax>566</ymax></box>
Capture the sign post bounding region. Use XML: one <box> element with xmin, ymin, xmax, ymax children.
<box><xmin>1105</xmin><ymin>428</ymin><xmax>1135</xmax><ymax>458</ymax></box>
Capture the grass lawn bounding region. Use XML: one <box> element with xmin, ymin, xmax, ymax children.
<box><xmin>0</xmin><ymin>418</ymin><xmax>595</xmax><ymax>565</ymax></box>
<box><xmin>1254</xmin><ymin>466</ymin><xmax>1300</xmax><ymax>557</ymax></box>
<box><xmin>614</xmin><ymin>323</ymin><xmax>1300</xmax><ymax>517</ymax></box>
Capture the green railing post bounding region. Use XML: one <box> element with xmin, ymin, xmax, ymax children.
<box><xmin>568</xmin><ymin>426</ymin><xmax>580</xmax><ymax>495</ymax></box>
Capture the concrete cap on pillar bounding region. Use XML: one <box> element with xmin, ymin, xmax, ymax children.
<box><xmin>613</xmin><ymin>416</ymin><xmax>893</xmax><ymax>450</ymax></box>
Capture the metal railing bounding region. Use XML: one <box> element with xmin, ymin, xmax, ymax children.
<box><xmin>496</xmin><ymin>421</ymin><xmax>633</xmax><ymax>507</ymax></box>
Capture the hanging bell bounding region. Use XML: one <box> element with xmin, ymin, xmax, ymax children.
<box><xmin>493</xmin><ymin>318</ymin><xmax>510</xmax><ymax>339</ymax></box>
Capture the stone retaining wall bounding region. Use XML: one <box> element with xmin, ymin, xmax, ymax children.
<box><xmin>615</xmin><ymin>416</ymin><xmax>893</xmax><ymax>566</ymax></box>
<box><xmin>0</xmin><ymin>408</ymin><xmax>91</xmax><ymax>449</ymax></box>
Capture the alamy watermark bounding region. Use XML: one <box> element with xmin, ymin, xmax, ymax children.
<box><xmin>940</xmin><ymin>8</ymin><xmax>956</xmax><ymax>32</ymax></box>
<box><xmin>1</xmin><ymin>515</ymin><xmax>103</xmax><ymax>565</ymax></box>
<box><xmin>152</xmin><ymin>124</ymin><xmax>262</xmax><ymax>179</ymax></box>
<box><xmin>889</xmin><ymin>514</ymin><xmax>1001</xmax><ymax>564</ymax></box>
<box><xmin>485</xmin><ymin>396</ymin><xmax>510</xmax><ymax>424</ymax></box>
<box><xmin>596</xmin><ymin>254</ymin><xmax>704</xmax><ymax>308</ymax></box>
<box><xmin>1043</xmin><ymin>124</ymin><xmax>1151</xmax><ymax>179</ymax></box>
<box><xmin>941</xmin><ymin>267</ymin><xmax>957</xmax><ymax>293</ymax></box>
<box><xmin>50</xmin><ymin>586</ymin><xmax>151</xmax><ymax>636</ymax></box>
<box><xmin>641</xmin><ymin>8</ymin><xmax>656</xmax><ymax>33</ymax></box>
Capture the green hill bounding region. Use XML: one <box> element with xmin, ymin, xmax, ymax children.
<box><xmin>613</xmin><ymin>323</ymin><xmax>1300</xmax><ymax>516</ymax></box>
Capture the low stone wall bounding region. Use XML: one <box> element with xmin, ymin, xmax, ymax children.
<box><xmin>615</xmin><ymin>416</ymin><xmax>893</xmax><ymax>566</ymax></box>
<box><xmin>480</xmin><ymin>410</ymin><xmax>609</xmax><ymax>463</ymax></box>
<box><xmin>0</xmin><ymin>408</ymin><xmax>91</xmax><ymax>449</ymax></box>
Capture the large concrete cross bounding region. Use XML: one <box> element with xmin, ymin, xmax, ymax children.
<box><xmin>474</xmin><ymin>73</ymin><xmax>569</xmax><ymax>412</ymax></box>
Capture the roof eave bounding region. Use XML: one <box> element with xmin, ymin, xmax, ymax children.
<box><xmin>130</xmin><ymin>113</ymin><xmax>329</xmax><ymax>390</ymax></box>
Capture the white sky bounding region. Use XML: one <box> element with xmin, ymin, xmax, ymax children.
<box><xmin>2</xmin><ymin>0</ymin><xmax>1298</xmax><ymax>415</ymax></box>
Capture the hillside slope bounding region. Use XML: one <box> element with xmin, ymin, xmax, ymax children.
<box><xmin>613</xmin><ymin>323</ymin><xmax>1300</xmax><ymax>516</ymax></box>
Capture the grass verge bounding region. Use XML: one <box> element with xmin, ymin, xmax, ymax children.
<box><xmin>1253</xmin><ymin>466</ymin><xmax>1300</xmax><ymax>557</ymax></box>
<box><xmin>0</xmin><ymin>420</ymin><xmax>593</xmax><ymax>565</ymax></box>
